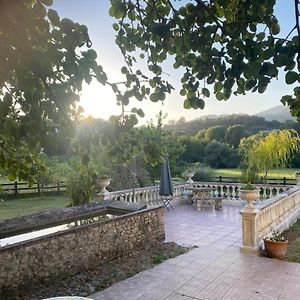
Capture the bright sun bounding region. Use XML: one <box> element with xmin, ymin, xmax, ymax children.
<box><xmin>79</xmin><ymin>82</ymin><xmax>121</xmax><ymax>120</ymax></box>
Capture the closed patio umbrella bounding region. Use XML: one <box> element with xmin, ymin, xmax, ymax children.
<box><xmin>159</xmin><ymin>156</ymin><xmax>173</xmax><ymax>210</ymax></box>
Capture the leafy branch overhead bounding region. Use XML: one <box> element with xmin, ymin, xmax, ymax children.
<box><xmin>0</xmin><ymin>0</ymin><xmax>145</xmax><ymax>180</ymax></box>
<box><xmin>0</xmin><ymin>0</ymin><xmax>109</xmax><ymax>181</ymax></box>
<box><xmin>109</xmin><ymin>0</ymin><xmax>300</xmax><ymax>118</ymax></box>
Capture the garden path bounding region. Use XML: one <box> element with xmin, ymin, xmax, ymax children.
<box><xmin>90</xmin><ymin>202</ymin><xmax>300</xmax><ymax>300</ymax></box>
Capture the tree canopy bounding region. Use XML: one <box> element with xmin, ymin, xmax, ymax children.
<box><xmin>244</xmin><ymin>129</ymin><xmax>300</xmax><ymax>181</ymax></box>
<box><xmin>3</xmin><ymin>0</ymin><xmax>300</xmax><ymax>181</ymax></box>
<box><xmin>0</xmin><ymin>0</ymin><xmax>109</xmax><ymax>181</ymax></box>
<box><xmin>109</xmin><ymin>0</ymin><xmax>300</xmax><ymax>119</ymax></box>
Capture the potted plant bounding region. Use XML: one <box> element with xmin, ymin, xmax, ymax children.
<box><xmin>264</xmin><ymin>230</ymin><xmax>288</xmax><ymax>259</ymax></box>
<box><xmin>240</xmin><ymin>183</ymin><xmax>259</xmax><ymax>209</ymax></box>
<box><xmin>239</xmin><ymin>167</ymin><xmax>259</xmax><ymax>208</ymax></box>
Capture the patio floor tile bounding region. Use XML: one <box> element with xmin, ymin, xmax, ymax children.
<box><xmin>90</xmin><ymin>202</ymin><xmax>300</xmax><ymax>300</ymax></box>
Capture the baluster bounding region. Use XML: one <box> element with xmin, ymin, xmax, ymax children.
<box><xmin>223</xmin><ymin>185</ymin><xmax>228</xmax><ymax>198</ymax></box>
<box><xmin>235</xmin><ymin>186</ymin><xmax>239</xmax><ymax>199</ymax></box>
<box><xmin>229</xmin><ymin>186</ymin><xmax>233</xmax><ymax>198</ymax></box>
<box><xmin>217</xmin><ymin>185</ymin><xmax>221</xmax><ymax>197</ymax></box>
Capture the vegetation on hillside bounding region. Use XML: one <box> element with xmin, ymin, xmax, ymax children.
<box><xmin>3</xmin><ymin>1</ymin><xmax>300</xmax><ymax>208</ymax></box>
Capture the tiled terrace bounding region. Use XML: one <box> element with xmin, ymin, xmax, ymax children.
<box><xmin>91</xmin><ymin>202</ymin><xmax>300</xmax><ymax>300</ymax></box>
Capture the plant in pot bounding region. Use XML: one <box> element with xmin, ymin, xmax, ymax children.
<box><xmin>264</xmin><ymin>230</ymin><xmax>288</xmax><ymax>259</ymax></box>
<box><xmin>240</xmin><ymin>168</ymin><xmax>259</xmax><ymax>209</ymax></box>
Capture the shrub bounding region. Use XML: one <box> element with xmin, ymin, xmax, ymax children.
<box><xmin>192</xmin><ymin>166</ymin><xmax>215</xmax><ymax>182</ymax></box>
<box><xmin>66</xmin><ymin>162</ymin><xmax>97</xmax><ymax>206</ymax></box>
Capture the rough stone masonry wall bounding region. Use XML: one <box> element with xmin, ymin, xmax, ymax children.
<box><xmin>0</xmin><ymin>206</ymin><xmax>165</xmax><ymax>294</ymax></box>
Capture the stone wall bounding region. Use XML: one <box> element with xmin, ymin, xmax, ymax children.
<box><xmin>0</xmin><ymin>206</ymin><xmax>164</xmax><ymax>294</ymax></box>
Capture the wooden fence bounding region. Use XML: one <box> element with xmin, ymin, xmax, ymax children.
<box><xmin>212</xmin><ymin>176</ymin><xmax>296</xmax><ymax>185</ymax></box>
<box><xmin>0</xmin><ymin>181</ymin><xmax>66</xmax><ymax>197</ymax></box>
<box><xmin>0</xmin><ymin>175</ymin><xmax>296</xmax><ymax>197</ymax></box>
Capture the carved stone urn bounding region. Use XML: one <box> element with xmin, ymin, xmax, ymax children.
<box><xmin>97</xmin><ymin>178</ymin><xmax>111</xmax><ymax>200</ymax></box>
<box><xmin>240</xmin><ymin>189</ymin><xmax>259</xmax><ymax>209</ymax></box>
<box><xmin>186</xmin><ymin>171</ymin><xmax>195</xmax><ymax>183</ymax></box>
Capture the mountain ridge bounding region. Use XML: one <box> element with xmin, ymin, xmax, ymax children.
<box><xmin>255</xmin><ymin>105</ymin><xmax>296</xmax><ymax>122</ymax></box>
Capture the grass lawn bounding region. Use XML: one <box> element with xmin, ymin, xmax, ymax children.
<box><xmin>284</xmin><ymin>218</ymin><xmax>300</xmax><ymax>263</ymax></box>
<box><xmin>214</xmin><ymin>168</ymin><xmax>297</xmax><ymax>179</ymax></box>
<box><xmin>0</xmin><ymin>195</ymin><xmax>70</xmax><ymax>220</ymax></box>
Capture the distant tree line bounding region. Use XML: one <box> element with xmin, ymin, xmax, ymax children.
<box><xmin>166</xmin><ymin>115</ymin><xmax>300</xmax><ymax>169</ymax></box>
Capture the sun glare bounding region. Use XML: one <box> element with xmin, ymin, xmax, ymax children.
<box><xmin>79</xmin><ymin>82</ymin><xmax>121</xmax><ymax>120</ymax></box>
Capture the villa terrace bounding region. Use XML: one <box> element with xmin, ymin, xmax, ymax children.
<box><xmin>1</xmin><ymin>181</ymin><xmax>300</xmax><ymax>299</ymax></box>
<box><xmin>91</xmin><ymin>200</ymin><xmax>300</xmax><ymax>300</ymax></box>
<box><xmin>88</xmin><ymin>180</ymin><xmax>300</xmax><ymax>300</ymax></box>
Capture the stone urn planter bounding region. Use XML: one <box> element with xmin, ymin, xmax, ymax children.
<box><xmin>97</xmin><ymin>178</ymin><xmax>111</xmax><ymax>199</ymax></box>
<box><xmin>186</xmin><ymin>171</ymin><xmax>195</xmax><ymax>183</ymax></box>
<box><xmin>264</xmin><ymin>239</ymin><xmax>288</xmax><ymax>259</ymax></box>
<box><xmin>240</xmin><ymin>188</ymin><xmax>259</xmax><ymax>209</ymax></box>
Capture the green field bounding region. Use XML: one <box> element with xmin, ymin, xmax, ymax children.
<box><xmin>214</xmin><ymin>168</ymin><xmax>297</xmax><ymax>179</ymax></box>
<box><xmin>284</xmin><ymin>218</ymin><xmax>300</xmax><ymax>264</ymax></box>
<box><xmin>0</xmin><ymin>196</ymin><xmax>70</xmax><ymax>220</ymax></box>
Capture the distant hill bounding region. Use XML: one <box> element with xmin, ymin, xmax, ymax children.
<box><xmin>164</xmin><ymin>114</ymin><xmax>295</xmax><ymax>136</ymax></box>
<box><xmin>255</xmin><ymin>105</ymin><xmax>296</xmax><ymax>122</ymax></box>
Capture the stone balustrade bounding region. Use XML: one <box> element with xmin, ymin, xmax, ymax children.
<box><xmin>240</xmin><ymin>186</ymin><xmax>300</xmax><ymax>254</ymax></box>
<box><xmin>103</xmin><ymin>181</ymin><xmax>290</xmax><ymax>207</ymax></box>
<box><xmin>191</xmin><ymin>182</ymin><xmax>290</xmax><ymax>201</ymax></box>
<box><xmin>107</xmin><ymin>182</ymin><xmax>189</xmax><ymax>205</ymax></box>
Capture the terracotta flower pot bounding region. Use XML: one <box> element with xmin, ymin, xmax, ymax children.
<box><xmin>264</xmin><ymin>239</ymin><xmax>288</xmax><ymax>259</ymax></box>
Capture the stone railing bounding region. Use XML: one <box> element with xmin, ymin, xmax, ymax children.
<box><xmin>99</xmin><ymin>181</ymin><xmax>291</xmax><ymax>207</ymax></box>
<box><xmin>240</xmin><ymin>186</ymin><xmax>300</xmax><ymax>254</ymax></box>
<box><xmin>105</xmin><ymin>182</ymin><xmax>189</xmax><ymax>205</ymax></box>
<box><xmin>191</xmin><ymin>182</ymin><xmax>290</xmax><ymax>201</ymax></box>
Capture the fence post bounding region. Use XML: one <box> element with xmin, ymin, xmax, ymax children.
<box><xmin>283</xmin><ymin>177</ymin><xmax>286</xmax><ymax>186</ymax></box>
<box><xmin>57</xmin><ymin>181</ymin><xmax>60</xmax><ymax>192</ymax></box>
<box><xmin>14</xmin><ymin>181</ymin><xmax>18</xmax><ymax>196</ymax></box>
<box><xmin>37</xmin><ymin>182</ymin><xmax>40</xmax><ymax>195</ymax></box>
<box><xmin>219</xmin><ymin>176</ymin><xmax>222</xmax><ymax>182</ymax></box>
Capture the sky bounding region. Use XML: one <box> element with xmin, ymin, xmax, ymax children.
<box><xmin>52</xmin><ymin>0</ymin><xmax>295</xmax><ymax>123</ymax></box>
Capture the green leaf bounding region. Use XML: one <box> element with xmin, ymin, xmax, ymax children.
<box><xmin>183</xmin><ymin>99</ymin><xmax>191</xmax><ymax>109</ymax></box>
<box><xmin>180</xmin><ymin>89</ymin><xmax>186</xmax><ymax>96</ymax></box>
<box><xmin>214</xmin><ymin>82</ymin><xmax>223</xmax><ymax>93</ymax></box>
<box><xmin>285</xmin><ymin>71</ymin><xmax>298</xmax><ymax>85</ymax></box>
<box><xmin>150</xmin><ymin>93</ymin><xmax>159</xmax><ymax>102</ymax></box>
<box><xmin>41</xmin><ymin>0</ymin><xmax>53</xmax><ymax>5</ymax></box>
<box><xmin>121</xmin><ymin>66</ymin><xmax>128</xmax><ymax>74</ymax></box>
<box><xmin>202</xmin><ymin>88</ymin><xmax>210</xmax><ymax>97</ymax></box>
<box><xmin>216</xmin><ymin>92</ymin><xmax>224</xmax><ymax>100</ymax></box>
<box><xmin>113</xmin><ymin>23</ymin><xmax>119</xmax><ymax>31</ymax></box>
<box><xmin>47</xmin><ymin>9</ymin><xmax>60</xmax><ymax>26</ymax></box>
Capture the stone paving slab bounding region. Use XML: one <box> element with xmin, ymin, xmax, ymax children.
<box><xmin>90</xmin><ymin>202</ymin><xmax>300</xmax><ymax>300</ymax></box>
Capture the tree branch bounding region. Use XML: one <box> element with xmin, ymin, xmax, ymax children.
<box><xmin>294</xmin><ymin>0</ymin><xmax>300</xmax><ymax>67</ymax></box>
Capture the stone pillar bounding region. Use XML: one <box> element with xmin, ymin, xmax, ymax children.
<box><xmin>240</xmin><ymin>207</ymin><xmax>259</xmax><ymax>254</ymax></box>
